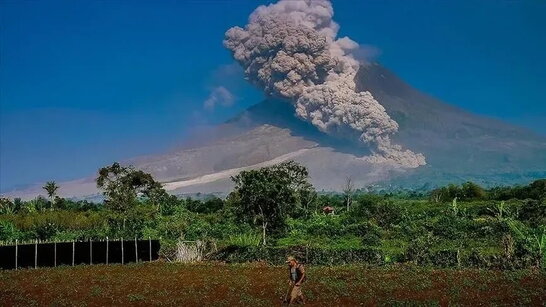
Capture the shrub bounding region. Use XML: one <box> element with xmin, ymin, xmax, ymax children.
<box><xmin>225</xmin><ymin>232</ymin><xmax>261</xmax><ymax>247</ymax></box>
<box><xmin>0</xmin><ymin>220</ymin><xmax>21</xmax><ymax>241</ymax></box>
<box><xmin>305</xmin><ymin>214</ymin><xmax>345</xmax><ymax>237</ymax></box>
<box><xmin>518</xmin><ymin>199</ymin><xmax>546</xmax><ymax>227</ymax></box>
<box><xmin>345</xmin><ymin>222</ymin><xmax>382</xmax><ymax>246</ymax></box>
<box><xmin>432</xmin><ymin>214</ymin><xmax>469</xmax><ymax>239</ymax></box>
<box><xmin>210</xmin><ymin>245</ymin><xmax>384</xmax><ymax>265</ymax></box>
<box><xmin>404</xmin><ymin>232</ymin><xmax>438</xmax><ymax>264</ymax></box>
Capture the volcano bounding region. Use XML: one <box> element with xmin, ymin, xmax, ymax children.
<box><xmin>6</xmin><ymin>63</ymin><xmax>546</xmax><ymax>199</ymax></box>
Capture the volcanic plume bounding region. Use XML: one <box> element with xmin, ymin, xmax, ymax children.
<box><xmin>224</xmin><ymin>0</ymin><xmax>426</xmax><ymax>167</ymax></box>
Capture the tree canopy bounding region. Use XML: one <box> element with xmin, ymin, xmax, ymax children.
<box><xmin>96</xmin><ymin>162</ymin><xmax>168</xmax><ymax>212</ymax></box>
<box><xmin>229</xmin><ymin>160</ymin><xmax>314</xmax><ymax>245</ymax></box>
<box><xmin>43</xmin><ymin>181</ymin><xmax>59</xmax><ymax>200</ymax></box>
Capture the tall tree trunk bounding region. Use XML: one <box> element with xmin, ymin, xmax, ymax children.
<box><xmin>262</xmin><ymin>221</ymin><xmax>267</xmax><ymax>246</ymax></box>
<box><xmin>259</xmin><ymin>206</ymin><xmax>267</xmax><ymax>246</ymax></box>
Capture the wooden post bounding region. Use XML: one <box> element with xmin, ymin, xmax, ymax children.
<box><xmin>149</xmin><ymin>237</ymin><xmax>152</xmax><ymax>262</ymax></box>
<box><xmin>34</xmin><ymin>239</ymin><xmax>38</xmax><ymax>269</ymax></box>
<box><xmin>106</xmin><ymin>237</ymin><xmax>109</xmax><ymax>265</ymax></box>
<box><xmin>54</xmin><ymin>241</ymin><xmax>57</xmax><ymax>267</ymax></box>
<box><xmin>15</xmin><ymin>239</ymin><xmax>18</xmax><ymax>270</ymax></box>
<box><xmin>89</xmin><ymin>239</ymin><xmax>92</xmax><ymax>265</ymax></box>
<box><xmin>134</xmin><ymin>237</ymin><xmax>138</xmax><ymax>263</ymax></box>
<box><xmin>72</xmin><ymin>240</ymin><xmax>75</xmax><ymax>266</ymax></box>
<box><xmin>121</xmin><ymin>238</ymin><xmax>124</xmax><ymax>265</ymax></box>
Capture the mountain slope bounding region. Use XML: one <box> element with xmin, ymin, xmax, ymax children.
<box><xmin>356</xmin><ymin>63</ymin><xmax>546</xmax><ymax>185</ymax></box>
<box><xmin>226</xmin><ymin>63</ymin><xmax>546</xmax><ymax>183</ymax></box>
<box><xmin>5</xmin><ymin>63</ymin><xmax>546</xmax><ymax>199</ymax></box>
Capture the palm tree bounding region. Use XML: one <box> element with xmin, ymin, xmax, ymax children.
<box><xmin>43</xmin><ymin>181</ymin><xmax>59</xmax><ymax>206</ymax></box>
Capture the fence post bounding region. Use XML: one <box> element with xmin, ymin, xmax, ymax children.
<box><xmin>149</xmin><ymin>237</ymin><xmax>152</xmax><ymax>262</ymax></box>
<box><xmin>106</xmin><ymin>237</ymin><xmax>109</xmax><ymax>265</ymax></box>
<box><xmin>34</xmin><ymin>239</ymin><xmax>38</xmax><ymax>269</ymax></box>
<box><xmin>15</xmin><ymin>239</ymin><xmax>18</xmax><ymax>270</ymax></box>
<box><xmin>54</xmin><ymin>241</ymin><xmax>57</xmax><ymax>268</ymax></box>
<box><xmin>72</xmin><ymin>240</ymin><xmax>75</xmax><ymax>266</ymax></box>
<box><xmin>135</xmin><ymin>237</ymin><xmax>138</xmax><ymax>263</ymax></box>
<box><xmin>89</xmin><ymin>239</ymin><xmax>92</xmax><ymax>265</ymax></box>
<box><xmin>121</xmin><ymin>238</ymin><xmax>124</xmax><ymax>265</ymax></box>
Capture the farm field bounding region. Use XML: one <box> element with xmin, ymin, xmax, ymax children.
<box><xmin>1</xmin><ymin>263</ymin><xmax>545</xmax><ymax>306</ymax></box>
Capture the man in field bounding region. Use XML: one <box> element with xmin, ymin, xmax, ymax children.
<box><xmin>284</xmin><ymin>256</ymin><xmax>306</xmax><ymax>305</ymax></box>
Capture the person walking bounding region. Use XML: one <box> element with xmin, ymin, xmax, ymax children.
<box><xmin>284</xmin><ymin>256</ymin><xmax>306</xmax><ymax>305</ymax></box>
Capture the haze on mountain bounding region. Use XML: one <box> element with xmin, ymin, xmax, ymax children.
<box><xmin>6</xmin><ymin>62</ymin><xmax>546</xmax><ymax>200</ymax></box>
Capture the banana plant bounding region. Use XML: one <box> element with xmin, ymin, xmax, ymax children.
<box><xmin>451</xmin><ymin>197</ymin><xmax>458</xmax><ymax>216</ymax></box>
<box><xmin>508</xmin><ymin>220</ymin><xmax>546</xmax><ymax>268</ymax></box>
<box><xmin>488</xmin><ymin>201</ymin><xmax>506</xmax><ymax>220</ymax></box>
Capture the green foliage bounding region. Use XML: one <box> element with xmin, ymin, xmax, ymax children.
<box><xmin>225</xmin><ymin>232</ymin><xmax>261</xmax><ymax>247</ymax></box>
<box><xmin>507</xmin><ymin>220</ymin><xmax>546</xmax><ymax>268</ymax></box>
<box><xmin>486</xmin><ymin>179</ymin><xmax>546</xmax><ymax>201</ymax></box>
<box><xmin>42</xmin><ymin>181</ymin><xmax>60</xmax><ymax>202</ymax></box>
<box><xmin>211</xmin><ymin>245</ymin><xmax>384</xmax><ymax>265</ymax></box>
<box><xmin>0</xmin><ymin>198</ymin><xmax>17</xmax><ymax>214</ymax></box>
<box><xmin>461</xmin><ymin>182</ymin><xmax>487</xmax><ymax>200</ymax></box>
<box><xmin>0</xmin><ymin>162</ymin><xmax>544</xmax><ymax>269</ymax></box>
<box><xmin>430</xmin><ymin>181</ymin><xmax>486</xmax><ymax>202</ymax></box>
<box><xmin>518</xmin><ymin>199</ymin><xmax>546</xmax><ymax>227</ymax></box>
<box><xmin>0</xmin><ymin>220</ymin><xmax>21</xmax><ymax>241</ymax></box>
<box><xmin>405</xmin><ymin>232</ymin><xmax>438</xmax><ymax>264</ymax></box>
<box><xmin>96</xmin><ymin>162</ymin><xmax>169</xmax><ymax>213</ymax></box>
<box><xmin>185</xmin><ymin>197</ymin><xmax>224</xmax><ymax>214</ymax></box>
<box><xmin>229</xmin><ymin>160</ymin><xmax>314</xmax><ymax>245</ymax></box>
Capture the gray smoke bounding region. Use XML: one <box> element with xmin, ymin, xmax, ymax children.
<box><xmin>224</xmin><ymin>0</ymin><xmax>425</xmax><ymax>168</ymax></box>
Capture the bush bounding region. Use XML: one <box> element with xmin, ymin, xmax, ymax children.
<box><xmin>305</xmin><ymin>215</ymin><xmax>345</xmax><ymax>237</ymax></box>
<box><xmin>345</xmin><ymin>222</ymin><xmax>382</xmax><ymax>246</ymax></box>
<box><xmin>518</xmin><ymin>199</ymin><xmax>546</xmax><ymax>227</ymax></box>
<box><xmin>432</xmin><ymin>214</ymin><xmax>469</xmax><ymax>239</ymax></box>
<box><xmin>185</xmin><ymin>197</ymin><xmax>225</xmax><ymax>214</ymax></box>
<box><xmin>0</xmin><ymin>220</ymin><xmax>21</xmax><ymax>241</ymax></box>
<box><xmin>404</xmin><ymin>232</ymin><xmax>438</xmax><ymax>264</ymax></box>
<box><xmin>224</xmin><ymin>232</ymin><xmax>261</xmax><ymax>247</ymax></box>
<box><xmin>210</xmin><ymin>245</ymin><xmax>384</xmax><ymax>265</ymax></box>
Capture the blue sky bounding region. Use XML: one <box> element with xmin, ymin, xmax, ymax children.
<box><xmin>1</xmin><ymin>0</ymin><xmax>545</xmax><ymax>191</ymax></box>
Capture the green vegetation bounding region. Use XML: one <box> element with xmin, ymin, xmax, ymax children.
<box><xmin>42</xmin><ymin>181</ymin><xmax>59</xmax><ymax>205</ymax></box>
<box><xmin>1</xmin><ymin>161</ymin><xmax>545</xmax><ymax>269</ymax></box>
<box><xmin>230</xmin><ymin>161</ymin><xmax>314</xmax><ymax>245</ymax></box>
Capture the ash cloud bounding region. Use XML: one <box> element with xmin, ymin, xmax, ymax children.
<box><xmin>224</xmin><ymin>0</ymin><xmax>425</xmax><ymax>167</ymax></box>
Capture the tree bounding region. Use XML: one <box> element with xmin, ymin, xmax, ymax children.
<box><xmin>299</xmin><ymin>187</ymin><xmax>317</xmax><ymax>217</ymax></box>
<box><xmin>527</xmin><ymin>179</ymin><xmax>546</xmax><ymax>200</ymax></box>
<box><xmin>229</xmin><ymin>161</ymin><xmax>314</xmax><ymax>245</ymax></box>
<box><xmin>461</xmin><ymin>181</ymin><xmax>486</xmax><ymax>200</ymax></box>
<box><xmin>43</xmin><ymin>181</ymin><xmax>59</xmax><ymax>206</ymax></box>
<box><xmin>343</xmin><ymin>176</ymin><xmax>355</xmax><ymax>212</ymax></box>
<box><xmin>430</xmin><ymin>182</ymin><xmax>486</xmax><ymax>202</ymax></box>
<box><xmin>96</xmin><ymin>162</ymin><xmax>168</xmax><ymax>213</ymax></box>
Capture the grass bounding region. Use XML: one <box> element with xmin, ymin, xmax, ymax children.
<box><xmin>224</xmin><ymin>232</ymin><xmax>261</xmax><ymax>247</ymax></box>
<box><xmin>1</xmin><ymin>262</ymin><xmax>545</xmax><ymax>306</ymax></box>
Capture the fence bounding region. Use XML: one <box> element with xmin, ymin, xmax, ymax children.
<box><xmin>0</xmin><ymin>238</ymin><xmax>160</xmax><ymax>270</ymax></box>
